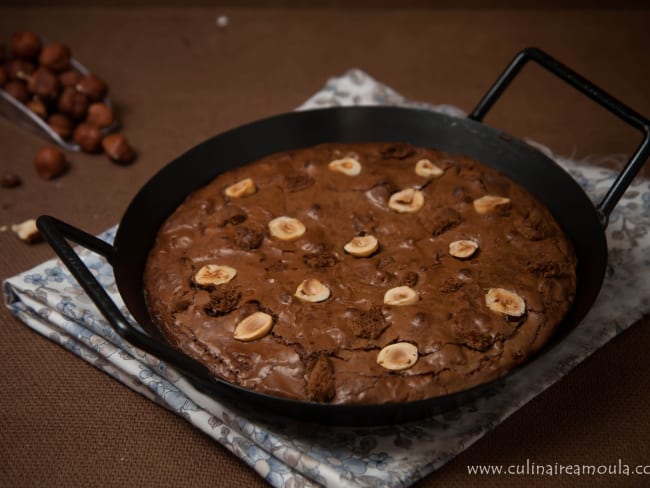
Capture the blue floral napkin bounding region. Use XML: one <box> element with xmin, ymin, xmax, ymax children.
<box><xmin>4</xmin><ymin>70</ymin><xmax>650</xmax><ymax>488</ymax></box>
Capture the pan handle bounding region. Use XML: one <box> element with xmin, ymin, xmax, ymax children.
<box><xmin>469</xmin><ymin>47</ymin><xmax>650</xmax><ymax>225</ymax></box>
<box><xmin>35</xmin><ymin>215</ymin><xmax>215</xmax><ymax>387</ymax></box>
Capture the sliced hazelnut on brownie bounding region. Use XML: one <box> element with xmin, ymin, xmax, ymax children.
<box><xmin>473</xmin><ymin>195</ymin><xmax>511</xmax><ymax>214</ymax></box>
<box><xmin>224</xmin><ymin>177</ymin><xmax>256</xmax><ymax>198</ymax></box>
<box><xmin>194</xmin><ymin>264</ymin><xmax>237</xmax><ymax>287</ymax></box>
<box><xmin>328</xmin><ymin>157</ymin><xmax>361</xmax><ymax>176</ymax></box>
<box><xmin>268</xmin><ymin>216</ymin><xmax>306</xmax><ymax>241</ymax></box>
<box><xmin>377</xmin><ymin>342</ymin><xmax>419</xmax><ymax>371</ymax></box>
<box><xmin>415</xmin><ymin>159</ymin><xmax>443</xmax><ymax>178</ymax></box>
<box><xmin>388</xmin><ymin>188</ymin><xmax>424</xmax><ymax>213</ymax></box>
<box><xmin>384</xmin><ymin>286</ymin><xmax>419</xmax><ymax>306</ymax></box>
<box><xmin>485</xmin><ymin>288</ymin><xmax>526</xmax><ymax>317</ymax></box>
<box><xmin>295</xmin><ymin>278</ymin><xmax>331</xmax><ymax>303</ymax></box>
<box><xmin>449</xmin><ymin>240</ymin><xmax>479</xmax><ymax>259</ymax></box>
<box><xmin>344</xmin><ymin>234</ymin><xmax>379</xmax><ymax>257</ymax></box>
<box><xmin>233</xmin><ymin>312</ymin><xmax>274</xmax><ymax>341</ymax></box>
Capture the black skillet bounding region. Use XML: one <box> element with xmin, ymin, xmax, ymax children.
<box><xmin>37</xmin><ymin>48</ymin><xmax>650</xmax><ymax>426</ymax></box>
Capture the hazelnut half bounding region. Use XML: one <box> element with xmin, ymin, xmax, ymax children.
<box><xmin>38</xmin><ymin>42</ymin><xmax>71</xmax><ymax>72</ymax></box>
<box><xmin>101</xmin><ymin>134</ymin><xmax>135</xmax><ymax>164</ymax></box>
<box><xmin>11</xmin><ymin>31</ymin><xmax>42</xmax><ymax>60</ymax></box>
<box><xmin>73</xmin><ymin>123</ymin><xmax>103</xmax><ymax>153</ymax></box>
<box><xmin>11</xmin><ymin>219</ymin><xmax>43</xmax><ymax>244</ymax></box>
<box><xmin>34</xmin><ymin>146</ymin><xmax>68</xmax><ymax>179</ymax></box>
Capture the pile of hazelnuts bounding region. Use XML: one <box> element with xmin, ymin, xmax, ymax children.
<box><xmin>0</xmin><ymin>30</ymin><xmax>136</xmax><ymax>183</ymax></box>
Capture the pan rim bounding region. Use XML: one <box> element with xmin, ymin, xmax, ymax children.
<box><xmin>111</xmin><ymin>105</ymin><xmax>607</xmax><ymax>424</ymax></box>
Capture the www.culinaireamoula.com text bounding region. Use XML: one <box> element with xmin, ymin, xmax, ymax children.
<box><xmin>467</xmin><ymin>459</ymin><xmax>650</xmax><ymax>476</ymax></box>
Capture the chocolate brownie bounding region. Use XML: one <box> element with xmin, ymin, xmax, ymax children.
<box><xmin>143</xmin><ymin>142</ymin><xmax>577</xmax><ymax>404</ymax></box>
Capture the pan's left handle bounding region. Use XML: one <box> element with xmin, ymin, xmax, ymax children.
<box><xmin>35</xmin><ymin>215</ymin><xmax>215</xmax><ymax>384</ymax></box>
<box><xmin>469</xmin><ymin>47</ymin><xmax>650</xmax><ymax>226</ymax></box>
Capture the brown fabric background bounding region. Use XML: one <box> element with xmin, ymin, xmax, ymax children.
<box><xmin>1</xmin><ymin>6</ymin><xmax>649</xmax><ymax>487</ymax></box>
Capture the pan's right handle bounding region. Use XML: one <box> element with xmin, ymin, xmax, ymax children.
<box><xmin>469</xmin><ymin>47</ymin><xmax>650</xmax><ymax>226</ymax></box>
<box><xmin>36</xmin><ymin>215</ymin><xmax>214</xmax><ymax>385</ymax></box>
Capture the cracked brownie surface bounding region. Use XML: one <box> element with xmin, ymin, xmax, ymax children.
<box><xmin>144</xmin><ymin>142</ymin><xmax>577</xmax><ymax>404</ymax></box>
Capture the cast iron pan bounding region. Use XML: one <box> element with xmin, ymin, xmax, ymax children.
<box><xmin>37</xmin><ymin>48</ymin><xmax>650</xmax><ymax>426</ymax></box>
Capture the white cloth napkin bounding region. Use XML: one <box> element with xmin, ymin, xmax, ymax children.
<box><xmin>4</xmin><ymin>70</ymin><xmax>650</xmax><ymax>488</ymax></box>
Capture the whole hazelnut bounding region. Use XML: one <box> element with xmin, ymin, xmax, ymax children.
<box><xmin>102</xmin><ymin>134</ymin><xmax>136</xmax><ymax>165</ymax></box>
<box><xmin>47</xmin><ymin>113</ymin><xmax>74</xmax><ymax>139</ymax></box>
<box><xmin>57</xmin><ymin>86</ymin><xmax>89</xmax><ymax>120</ymax></box>
<box><xmin>59</xmin><ymin>69</ymin><xmax>81</xmax><ymax>88</ymax></box>
<box><xmin>3</xmin><ymin>80</ymin><xmax>29</xmax><ymax>103</ymax></box>
<box><xmin>5</xmin><ymin>59</ymin><xmax>35</xmax><ymax>81</ymax></box>
<box><xmin>11</xmin><ymin>31</ymin><xmax>42</xmax><ymax>60</ymax></box>
<box><xmin>76</xmin><ymin>73</ymin><xmax>108</xmax><ymax>102</ymax></box>
<box><xmin>38</xmin><ymin>42</ymin><xmax>71</xmax><ymax>72</ymax></box>
<box><xmin>34</xmin><ymin>146</ymin><xmax>68</xmax><ymax>179</ymax></box>
<box><xmin>27</xmin><ymin>67</ymin><xmax>60</xmax><ymax>101</ymax></box>
<box><xmin>27</xmin><ymin>97</ymin><xmax>48</xmax><ymax>119</ymax></box>
<box><xmin>1</xmin><ymin>172</ymin><xmax>22</xmax><ymax>188</ymax></box>
<box><xmin>73</xmin><ymin>123</ymin><xmax>103</xmax><ymax>153</ymax></box>
<box><xmin>86</xmin><ymin>102</ymin><xmax>115</xmax><ymax>128</ymax></box>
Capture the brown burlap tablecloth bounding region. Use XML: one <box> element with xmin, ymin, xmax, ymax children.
<box><xmin>1</xmin><ymin>6</ymin><xmax>649</xmax><ymax>487</ymax></box>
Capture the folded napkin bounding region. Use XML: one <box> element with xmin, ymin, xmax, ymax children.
<box><xmin>4</xmin><ymin>70</ymin><xmax>650</xmax><ymax>488</ymax></box>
